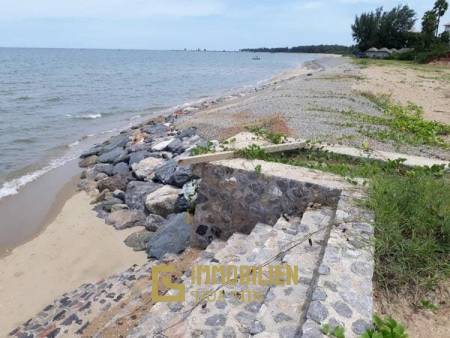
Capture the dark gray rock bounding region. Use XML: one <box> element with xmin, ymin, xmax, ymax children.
<box><xmin>153</xmin><ymin>160</ymin><xmax>193</xmax><ymax>187</ymax></box>
<box><xmin>245</xmin><ymin>302</ymin><xmax>262</xmax><ymax>313</ymax></box>
<box><xmin>94</xmin><ymin>163</ymin><xmax>114</xmax><ymax>176</ymax></box>
<box><xmin>112</xmin><ymin>189</ymin><xmax>125</xmax><ymax>201</ymax></box>
<box><xmin>125</xmin><ymin>181</ymin><xmax>162</xmax><ymax>211</ymax></box>
<box><xmin>352</xmin><ymin>319</ymin><xmax>371</xmax><ymax>335</ymax></box>
<box><xmin>205</xmin><ymin>314</ymin><xmax>226</xmax><ymax>326</ymax></box>
<box><xmin>178</xmin><ymin>127</ymin><xmax>197</xmax><ymax>139</ymax></box>
<box><xmin>332</xmin><ymin>301</ymin><xmax>353</xmax><ymax>318</ymax></box>
<box><xmin>124</xmin><ymin>230</ymin><xmax>154</xmax><ymax>251</ymax></box>
<box><xmin>274</xmin><ymin>313</ymin><xmax>293</xmax><ymax>323</ymax></box>
<box><xmin>97</xmin><ymin>175</ymin><xmax>129</xmax><ymax>192</ymax></box>
<box><xmin>174</xmin><ymin>195</ymin><xmax>189</xmax><ymax>213</ymax></box>
<box><xmin>129</xmin><ymin>151</ymin><xmax>151</xmax><ymax>166</ymax></box>
<box><xmin>112</xmin><ymin>162</ymin><xmax>130</xmax><ymax>176</ymax></box>
<box><xmin>234</xmin><ymin>311</ymin><xmax>265</xmax><ymax>335</ymax></box>
<box><xmin>97</xmin><ymin>197</ymin><xmax>124</xmax><ymax>212</ymax></box>
<box><xmin>145</xmin><ymin>214</ymin><xmax>166</xmax><ymax>232</ymax></box>
<box><xmin>101</xmin><ymin>134</ymin><xmax>129</xmax><ymax>153</ymax></box>
<box><xmin>312</xmin><ymin>288</ymin><xmax>327</xmax><ymax>301</ymax></box>
<box><xmin>167</xmin><ymin>135</ymin><xmax>206</xmax><ymax>154</ymax></box>
<box><xmin>146</xmin><ymin>213</ymin><xmax>191</xmax><ymax>259</ymax></box>
<box><xmin>142</xmin><ymin>123</ymin><xmax>170</xmax><ymax>137</ymax></box>
<box><xmin>307</xmin><ymin>301</ymin><xmax>328</xmax><ymax>323</ymax></box>
<box><xmin>98</xmin><ymin>147</ymin><xmax>128</xmax><ymax>163</ymax></box>
<box><xmin>80</xmin><ymin>145</ymin><xmax>103</xmax><ymax>158</ymax></box>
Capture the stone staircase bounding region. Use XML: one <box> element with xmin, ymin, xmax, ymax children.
<box><xmin>128</xmin><ymin>206</ymin><xmax>335</xmax><ymax>338</ymax></box>
<box><xmin>9</xmin><ymin>198</ymin><xmax>373</xmax><ymax>338</ymax></box>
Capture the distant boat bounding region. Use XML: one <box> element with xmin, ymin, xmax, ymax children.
<box><xmin>252</xmin><ymin>56</ymin><xmax>261</xmax><ymax>60</ymax></box>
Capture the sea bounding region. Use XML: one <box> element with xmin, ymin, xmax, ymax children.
<box><xmin>0</xmin><ymin>48</ymin><xmax>319</xmax><ymax>199</ymax></box>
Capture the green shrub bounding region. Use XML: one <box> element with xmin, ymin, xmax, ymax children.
<box><xmin>361</xmin><ymin>315</ymin><xmax>408</xmax><ymax>338</ymax></box>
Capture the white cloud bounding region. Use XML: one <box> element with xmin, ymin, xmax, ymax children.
<box><xmin>0</xmin><ymin>0</ymin><xmax>226</xmax><ymax>19</ymax></box>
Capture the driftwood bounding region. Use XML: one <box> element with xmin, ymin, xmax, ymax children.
<box><xmin>177</xmin><ymin>141</ymin><xmax>307</xmax><ymax>166</ymax></box>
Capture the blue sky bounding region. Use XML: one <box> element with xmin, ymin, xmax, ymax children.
<box><xmin>0</xmin><ymin>0</ymin><xmax>449</xmax><ymax>49</ymax></box>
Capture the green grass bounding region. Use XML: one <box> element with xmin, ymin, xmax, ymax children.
<box><xmin>237</xmin><ymin>145</ymin><xmax>450</xmax><ymax>296</ymax></box>
<box><xmin>191</xmin><ymin>141</ymin><xmax>215</xmax><ymax>155</ymax></box>
<box><xmin>246</xmin><ymin>126</ymin><xmax>287</xmax><ymax>144</ymax></box>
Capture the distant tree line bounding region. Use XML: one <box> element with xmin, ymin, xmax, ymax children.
<box><xmin>352</xmin><ymin>0</ymin><xmax>449</xmax><ymax>59</ymax></box>
<box><xmin>240</xmin><ymin>45</ymin><xmax>353</xmax><ymax>55</ymax></box>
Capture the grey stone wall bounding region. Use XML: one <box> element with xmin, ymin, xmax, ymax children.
<box><xmin>191</xmin><ymin>163</ymin><xmax>341</xmax><ymax>248</ymax></box>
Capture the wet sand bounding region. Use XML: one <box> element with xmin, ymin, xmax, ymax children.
<box><xmin>0</xmin><ymin>159</ymin><xmax>81</xmax><ymax>256</ymax></box>
<box><xmin>0</xmin><ymin>191</ymin><xmax>147</xmax><ymax>336</ymax></box>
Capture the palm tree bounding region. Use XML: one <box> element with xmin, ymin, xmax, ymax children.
<box><xmin>433</xmin><ymin>0</ymin><xmax>449</xmax><ymax>36</ymax></box>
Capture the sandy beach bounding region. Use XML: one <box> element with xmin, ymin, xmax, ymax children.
<box><xmin>0</xmin><ymin>191</ymin><xmax>146</xmax><ymax>336</ymax></box>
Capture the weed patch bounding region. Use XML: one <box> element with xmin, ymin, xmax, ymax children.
<box><xmin>349</xmin><ymin>93</ymin><xmax>450</xmax><ymax>148</ymax></box>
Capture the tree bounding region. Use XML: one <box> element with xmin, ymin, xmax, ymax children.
<box><xmin>433</xmin><ymin>0</ymin><xmax>449</xmax><ymax>36</ymax></box>
<box><xmin>422</xmin><ymin>10</ymin><xmax>439</xmax><ymax>47</ymax></box>
<box><xmin>351</xmin><ymin>7</ymin><xmax>383</xmax><ymax>51</ymax></box>
<box><xmin>441</xmin><ymin>31</ymin><xmax>450</xmax><ymax>44</ymax></box>
<box><xmin>351</xmin><ymin>6</ymin><xmax>416</xmax><ymax>51</ymax></box>
<box><xmin>378</xmin><ymin>5</ymin><xmax>417</xmax><ymax>48</ymax></box>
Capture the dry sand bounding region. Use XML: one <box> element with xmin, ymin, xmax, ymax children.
<box><xmin>355</xmin><ymin>63</ymin><xmax>450</xmax><ymax>124</ymax></box>
<box><xmin>0</xmin><ymin>191</ymin><xmax>147</xmax><ymax>336</ymax></box>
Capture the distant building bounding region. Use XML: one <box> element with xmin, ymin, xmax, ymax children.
<box><xmin>365</xmin><ymin>47</ymin><xmax>391</xmax><ymax>59</ymax></box>
<box><xmin>364</xmin><ymin>47</ymin><xmax>413</xmax><ymax>59</ymax></box>
<box><xmin>445</xmin><ymin>22</ymin><xmax>450</xmax><ymax>32</ymax></box>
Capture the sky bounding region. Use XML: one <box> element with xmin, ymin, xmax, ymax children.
<box><xmin>0</xmin><ymin>0</ymin><xmax>449</xmax><ymax>50</ymax></box>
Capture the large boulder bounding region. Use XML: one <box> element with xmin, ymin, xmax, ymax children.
<box><xmin>97</xmin><ymin>197</ymin><xmax>124</xmax><ymax>212</ymax></box>
<box><xmin>153</xmin><ymin>160</ymin><xmax>194</xmax><ymax>187</ymax></box>
<box><xmin>98</xmin><ymin>147</ymin><xmax>128</xmax><ymax>163</ymax></box>
<box><xmin>146</xmin><ymin>213</ymin><xmax>191</xmax><ymax>259</ymax></box>
<box><xmin>125</xmin><ymin>181</ymin><xmax>162</xmax><ymax>211</ymax></box>
<box><xmin>131</xmin><ymin>157</ymin><xmax>164</xmax><ymax>181</ymax></box>
<box><xmin>142</xmin><ymin>124</ymin><xmax>170</xmax><ymax>138</ymax></box>
<box><xmin>112</xmin><ymin>162</ymin><xmax>130</xmax><ymax>176</ymax></box>
<box><xmin>101</xmin><ymin>134</ymin><xmax>129</xmax><ymax>153</ymax></box>
<box><xmin>166</xmin><ymin>135</ymin><xmax>206</xmax><ymax>154</ymax></box>
<box><xmin>124</xmin><ymin>229</ymin><xmax>154</xmax><ymax>251</ymax></box>
<box><xmin>151</xmin><ymin>138</ymin><xmax>174</xmax><ymax>152</ymax></box>
<box><xmin>97</xmin><ymin>175</ymin><xmax>129</xmax><ymax>192</ymax></box>
<box><xmin>79</xmin><ymin>155</ymin><xmax>98</xmax><ymax>168</ymax></box>
<box><xmin>94</xmin><ymin>163</ymin><xmax>114</xmax><ymax>176</ymax></box>
<box><xmin>80</xmin><ymin>144</ymin><xmax>104</xmax><ymax>158</ymax></box>
<box><xmin>145</xmin><ymin>185</ymin><xmax>181</xmax><ymax>217</ymax></box>
<box><xmin>129</xmin><ymin>151</ymin><xmax>151</xmax><ymax>166</ymax></box>
<box><xmin>145</xmin><ymin>214</ymin><xmax>166</xmax><ymax>232</ymax></box>
<box><xmin>105</xmin><ymin>209</ymin><xmax>146</xmax><ymax>230</ymax></box>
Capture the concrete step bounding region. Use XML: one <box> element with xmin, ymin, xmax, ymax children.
<box><xmin>129</xmin><ymin>207</ymin><xmax>335</xmax><ymax>338</ymax></box>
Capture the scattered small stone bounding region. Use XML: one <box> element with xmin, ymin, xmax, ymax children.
<box><xmin>205</xmin><ymin>314</ymin><xmax>226</xmax><ymax>326</ymax></box>
<box><xmin>352</xmin><ymin>319</ymin><xmax>371</xmax><ymax>335</ymax></box>
<box><xmin>307</xmin><ymin>301</ymin><xmax>328</xmax><ymax>323</ymax></box>
<box><xmin>332</xmin><ymin>301</ymin><xmax>353</xmax><ymax>318</ymax></box>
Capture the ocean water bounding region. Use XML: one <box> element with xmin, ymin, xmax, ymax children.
<box><xmin>0</xmin><ymin>48</ymin><xmax>318</xmax><ymax>198</ymax></box>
